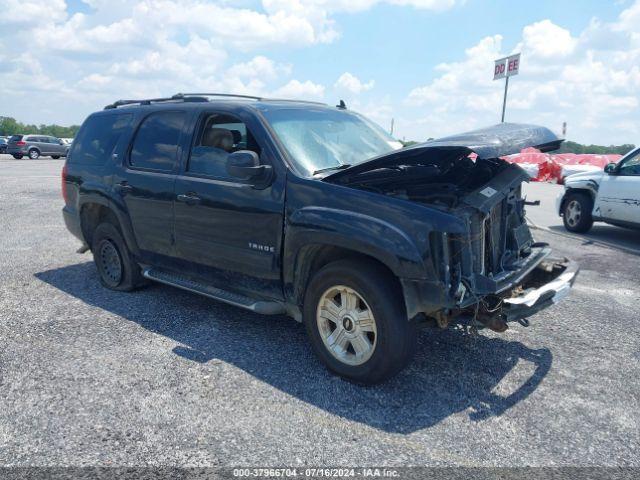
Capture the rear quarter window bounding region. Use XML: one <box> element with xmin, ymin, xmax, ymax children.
<box><xmin>68</xmin><ymin>113</ymin><xmax>133</xmax><ymax>165</ymax></box>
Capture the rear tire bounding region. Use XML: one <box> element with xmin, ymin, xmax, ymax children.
<box><xmin>28</xmin><ymin>148</ymin><xmax>40</xmax><ymax>160</ymax></box>
<box><xmin>562</xmin><ymin>192</ymin><xmax>593</xmax><ymax>233</ymax></box>
<box><xmin>52</xmin><ymin>155</ymin><xmax>60</xmax><ymax>159</ymax></box>
<box><xmin>92</xmin><ymin>222</ymin><xmax>144</xmax><ymax>291</ymax></box>
<box><xmin>303</xmin><ymin>259</ymin><xmax>416</xmax><ymax>384</ymax></box>
<box><xmin>12</xmin><ymin>154</ymin><xmax>23</xmax><ymax>159</ymax></box>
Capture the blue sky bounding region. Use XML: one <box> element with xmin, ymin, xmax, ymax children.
<box><xmin>1</xmin><ymin>0</ymin><xmax>638</xmax><ymax>144</ymax></box>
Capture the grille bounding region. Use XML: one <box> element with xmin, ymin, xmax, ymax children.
<box><xmin>471</xmin><ymin>199</ymin><xmax>507</xmax><ymax>276</ymax></box>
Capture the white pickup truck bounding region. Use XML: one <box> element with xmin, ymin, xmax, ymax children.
<box><xmin>557</xmin><ymin>147</ymin><xmax>640</xmax><ymax>232</ymax></box>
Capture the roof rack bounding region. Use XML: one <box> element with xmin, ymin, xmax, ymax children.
<box><xmin>104</xmin><ymin>95</ymin><xmax>209</xmax><ymax>110</ymax></box>
<box><xmin>104</xmin><ymin>92</ymin><xmax>328</xmax><ymax>110</ymax></box>
<box><xmin>177</xmin><ymin>93</ymin><xmax>326</xmax><ymax>106</ymax></box>
<box><xmin>174</xmin><ymin>92</ymin><xmax>263</xmax><ymax>101</ymax></box>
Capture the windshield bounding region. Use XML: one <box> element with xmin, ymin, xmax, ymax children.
<box><xmin>261</xmin><ymin>107</ymin><xmax>401</xmax><ymax>175</ymax></box>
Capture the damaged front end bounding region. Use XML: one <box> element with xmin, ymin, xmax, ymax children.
<box><xmin>324</xmin><ymin>123</ymin><xmax>578</xmax><ymax>332</ymax></box>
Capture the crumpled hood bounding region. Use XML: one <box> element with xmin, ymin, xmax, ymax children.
<box><xmin>324</xmin><ymin>122</ymin><xmax>562</xmax><ymax>182</ymax></box>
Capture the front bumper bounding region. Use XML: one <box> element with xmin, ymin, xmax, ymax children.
<box><xmin>502</xmin><ymin>257</ymin><xmax>579</xmax><ymax>322</ymax></box>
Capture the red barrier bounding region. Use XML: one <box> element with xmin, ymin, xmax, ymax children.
<box><xmin>502</xmin><ymin>148</ymin><xmax>622</xmax><ymax>183</ymax></box>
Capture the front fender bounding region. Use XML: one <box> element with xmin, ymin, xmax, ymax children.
<box><xmin>287</xmin><ymin>206</ymin><xmax>427</xmax><ymax>277</ymax></box>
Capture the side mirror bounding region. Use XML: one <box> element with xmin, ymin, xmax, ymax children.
<box><xmin>226</xmin><ymin>150</ymin><xmax>272</xmax><ymax>187</ymax></box>
<box><xmin>604</xmin><ymin>162</ymin><xmax>618</xmax><ymax>174</ymax></box>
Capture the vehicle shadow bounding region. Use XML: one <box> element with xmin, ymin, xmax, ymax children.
<box><xmin>35</xmin><ymin>262</ymin><xmax>552</xmax><ymax>434</ymax></box>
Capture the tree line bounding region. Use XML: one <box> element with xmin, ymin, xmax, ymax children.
<box><xmin>0</xmin><ymin>116</ymin><xmax>80</xmax><ymax>139</ymax></box>
<box><xmin>554</xmin><ymin>140</ymin><xmax>635</xmax><ymax>155</ymax></box>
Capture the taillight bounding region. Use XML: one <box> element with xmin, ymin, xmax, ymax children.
<box><xmin>16</xmin><ymin>141</ymin><xmax>26</xmax><ymax>146</ymax></box>
<box><xmin>61</xmin><ymin>164</ymin><xmax>68</xmax><ymax>202</ymax></box>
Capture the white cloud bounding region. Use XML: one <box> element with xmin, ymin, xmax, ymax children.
<box><xmin>228</xmin><ymin>56</ymin><xmax>292</xmax><ymax>81</ymax></box>
<box><xmin>0</xmin><ymin>0</ymin><xmax>67</xmax><ymax>25</ymax></box>
<box><xmin>334</xmin><ymin>72</ymin><xmax>375</xmax><ymax>94</ymax></box>
<box><xmin>521</xmin><ymin>20</ymin><xmax>577</xmax><ymax>58</ymax></box>
<box><xmin>272</xmin><ymin>79</ymin><xmax>326</xmax><ymax>99</ymax></box>
<box><xmin>5</xmin><ymin>0</ymin><xmax>461</xmax><ymax>124</ymax></box>
<box><xmin>404</xmin><ymin>5</ymin><xmax>640</xmax><ymax>145</ymax></box>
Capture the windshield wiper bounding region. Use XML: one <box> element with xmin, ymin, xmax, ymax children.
<box><xmin>313</xmin><ymin>164</ymin><xmax>352</xmax><ymax>175</ymax></box>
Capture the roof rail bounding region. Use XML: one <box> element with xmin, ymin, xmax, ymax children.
<box><xmin>264</xmin><ymin>98</ymin><xmax>327</xmax><ymax>106</ymax></box>
<box><xmin>175</xmin><ymin>93</ymin><xmax>327</xmax><ymax>106</ymax></box>
<box><xmin>103</xmin><ymin>95</ymin><xmax>209</xmax><ymax>110</ymax></box>
<box><xmin>174</xmin><ymin>93</ymin><xmax>263</xmax><ymax>101</ymax></box>
<box><xmin>104</xmin><ymin>92</ymin><xmax>329</xmax><ymax>110</ymax></box>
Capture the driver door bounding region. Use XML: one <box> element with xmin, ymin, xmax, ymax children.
<box><xmin>595</xmin><ymin>149</ymin><xmax>640</xmax><ymax>225</ymax></box>
<box><xmin>171</xmin><ymin>109</ymin><xmax>285</xmax><ymax>300</ymax></box>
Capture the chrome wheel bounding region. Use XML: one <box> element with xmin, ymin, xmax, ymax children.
<box><xmin>316</xmin><ymin>285</ymin><xmax>377</xmax><ymax>366</ymax></box>
<box><xmin>565</xmin><ymin>199</ymin><xmax>582</xmax><ymax>228</ymax></box>
<box><xmin>98</xmin><ymin>239</ymin><xmax>123</xmax><ymax>286</ymax></box>
<box><xmin>28</xmin><ymin>149</ymin><xmax>39</xmax><ymax>159</ymax></box>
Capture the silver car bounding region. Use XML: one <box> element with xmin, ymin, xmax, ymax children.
<box><xmin>7</xmin><ymin>134</ymin><xmax>69</xmax><ymax>159</ymax></box>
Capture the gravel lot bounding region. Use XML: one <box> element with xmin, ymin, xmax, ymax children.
<box><xmin>1</xmin><ymin>155</ymin><xmax>639</xmax><ymax>467</ymax></box>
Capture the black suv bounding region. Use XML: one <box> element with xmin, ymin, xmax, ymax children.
<box><xmin>62</xmin><ymin>93</ymin><xmax>578</xmax><ymax>383</ymax></box>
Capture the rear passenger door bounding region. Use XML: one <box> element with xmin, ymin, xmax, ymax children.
<box><xmin>172</xmin><ymin>109</ymin><xmax>285</xmax><ymax>300</ymax></box>
<box><xmin>34</xmin><ymin>136</ymin><xmax>49</xmax><ymax>154</ymax></box>
<box><xmin>114</xmin><ymin>110</ymin><xmax>188</xmax><ymax>266</ymax></box>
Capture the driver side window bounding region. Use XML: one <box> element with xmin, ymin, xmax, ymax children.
<box><xmin>618</xmin><ymin>151</ymin><xmax>640</xmax><ymax>176</ymax></box>
<box><xmin>188</xmin><ymin>113</ymin><xmax>261</xmax><ymax>179</ymax></box>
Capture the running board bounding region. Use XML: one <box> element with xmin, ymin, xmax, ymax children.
<box><xmin>143</xmin><ymin>268</ymin><xmax>286</xmax><ymax>315</ymax></box>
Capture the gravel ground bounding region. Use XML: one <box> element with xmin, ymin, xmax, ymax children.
<box><xmin>0</xmin><ymin>156</ymin><xmax>639</xmax><ymax>467</ymax></box>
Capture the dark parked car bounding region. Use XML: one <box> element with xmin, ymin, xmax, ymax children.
<box><xmin>7</xmin><ymin>134</ymin><xmax>69</xmax><ymax>159</ymax></box>
<box><xmin>0</xmin><ymin>137</ymin><xmax>7</xmax><ymax>154</ymax></box>
<box><xmin>62</xmin><ymin>93</ymin><xmax>578</xmax><ymax>383</ymax></box>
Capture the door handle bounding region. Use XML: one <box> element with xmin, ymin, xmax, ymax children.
<box><xmin>177</xmin><ymin>193</ymin><xmax>201</xmax><ymax>205</ymax></box>
<box><xmin>115</xmin><ymin>181</ymin><xmax>133</xmax><ymax>193</ymax></box>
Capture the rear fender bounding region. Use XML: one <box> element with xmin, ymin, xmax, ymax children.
<box><xmin>78</xmin><ymin>189</ymin><xmax>141</xmax><ymax>256</ymax></box>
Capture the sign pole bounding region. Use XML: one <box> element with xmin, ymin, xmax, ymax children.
<box><xmin>494</xmin><ymin>52</ymin><xmax>520</xmax><ymax>123</ymax></box>
<box><xmin>501</xmin><ymin>76</ymin><xmax>509</xmax><ymax>123</ymax></box>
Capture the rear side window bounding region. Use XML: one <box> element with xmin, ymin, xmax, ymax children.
<box><xmin>129</xmin><ymin>111</ymin><xmax>186</xmax><ymax>172</ymax></box>
<box><xmin>69</xmin><ymin>113</ymin><xmax>132</xmax><ymax>165</ymax></box>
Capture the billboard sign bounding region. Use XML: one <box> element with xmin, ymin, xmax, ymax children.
<box><xmin>494</xmin><ymin>53</ymin><xmax>521</xmax><ymax>80</ymax></box>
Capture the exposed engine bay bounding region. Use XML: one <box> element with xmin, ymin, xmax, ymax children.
<box><xmin>321</xmin><ymin>123</ymin><xmax>577</xmax><ymax>334</ymax></box>
<box><xmin>331</xmin><ymin>152</ymin><xmax>508</xmax><ymax>210</ymax></box>
<box><xmin>325</xmin><ymin>148</ymin><xmax>574</xmax><ymax>333</ymax></box>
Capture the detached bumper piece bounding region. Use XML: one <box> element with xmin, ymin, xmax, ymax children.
<box><xmin>471</xmin><ymin>257</ymin><xmax>579</xmax><ymax>332</ymax></box>
<box><xmin>502</xmin><ymin>258</ymin><xmax>579</xmax><ymax>322</ymax></box>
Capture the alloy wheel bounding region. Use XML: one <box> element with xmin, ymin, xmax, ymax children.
<box><xmin>316</xmin><ymin>285</ymin><xmax>377</xmax><ymax>366</ymax></box>
<box><xmin>565</xmin><ymin>200</ymin><xmax>582</xmax><ymax>228</ymax></box>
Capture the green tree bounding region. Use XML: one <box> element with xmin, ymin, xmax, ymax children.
<box><xmin>0</xmin><ymin>116</ymin><xmax>80</xmax><ymax>138</ymax></box>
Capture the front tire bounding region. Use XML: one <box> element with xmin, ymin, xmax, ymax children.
<box><xmin>562</xmin><ymin>192</ymin><xmax>593</xmax><ymax>233</ymax></box>
<box><xmin>52</xmin><ymin>155</ymin><xmax>60</xmax><ymax>159</ymax></box>
<box><xmin>303</xmin><ymin>259</ymin><xmax>416</xmax><ymax>384</ymax></box>
<box><xmin>28</xmin><ymin>148</ymin><xmax>40</xmax><ymax>159</ymax></box>
<box><xmin>92</xmin><ymin>222</ymin><xmax>144</xmax><ymax>291</ymax></box>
